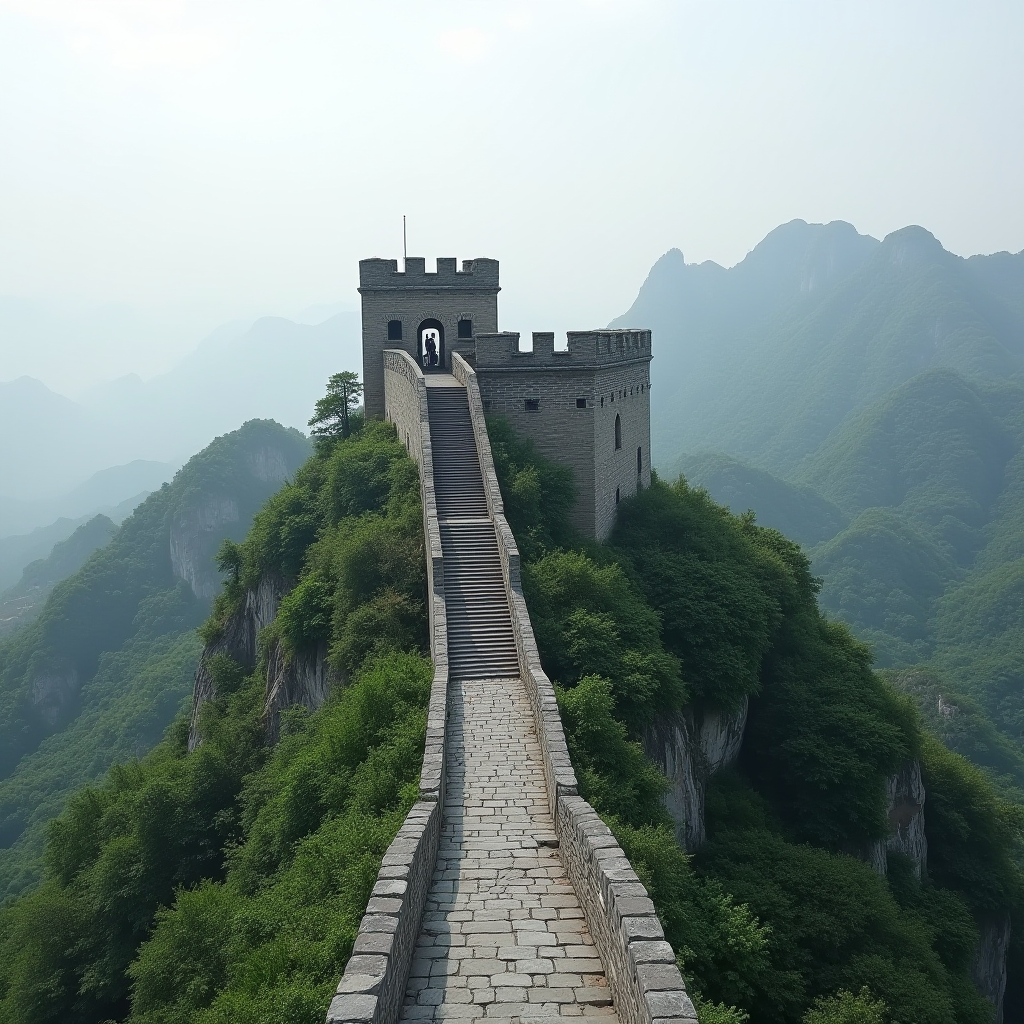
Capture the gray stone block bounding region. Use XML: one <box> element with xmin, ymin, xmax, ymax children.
<box><xmin>636</xmin><ymin>963</ymin><xmax>686</xmax><ymax>994</ymax></box>
<box><xmin>628</xmin><ymin>940</ymin><xmax>676</xmax><ymax>964</ymax></box>
<box><xmin>647</xmin><ymin>990</ymin><xmax>698</xmax><ymax>1018</ymax></box>
<box><xmin>326</xmin><ymin>993</ymin><xmax>378</xmax><ymax>1023</ymax></box>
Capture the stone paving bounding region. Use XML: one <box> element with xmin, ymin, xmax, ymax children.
<box><xmin>401</xmin><ymin>676</ymin><xmax>618</xmax><ymax>1022</ymax></box>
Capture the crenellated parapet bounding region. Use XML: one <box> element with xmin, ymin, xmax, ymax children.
<box><xmin>359</xmin><ymin>257</ymin><xmax>500</xmax><ymax>292</ymax></box>
<box><xmin>475</xmin><ymin>329</ymin><xmax>652</xmax><ymax>368</ymax></box>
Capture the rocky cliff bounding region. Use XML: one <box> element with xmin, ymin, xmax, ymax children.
<box><xmin>972</xmin><ymin>913</ymin><xmax>1011</xmax><ymax>1024</ymax></box>
<box><xmin>864</xmin><ymin>760</ymin><xmax>928</xmax><ymax>878</ymax></box>
<box><xmin>188</xmin><ymin>572</ymin><xmax>340</xmax><ymax>751</ymax></box>
<box><xmin>642</xmin><ymin>698</ymin><xmax>748</xmax><ymax>850</ymax></box>
<box><xmin>170</xmin><ymin>496</ymin><xmax>240</xmax><ymax>600</ymax></box>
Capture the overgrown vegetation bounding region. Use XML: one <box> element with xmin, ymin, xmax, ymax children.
<box><xmin>0</xmin><ymin>418</ymin><xmax>430</xmax><ymax>1023</ymax></box>
<box><xmin>490</xmin><ymin>419</ymin><xmax>1022</xmax><ymax>1024</ymax></box>
<box><xmin>1</xmin><ymin>388</ymin><xmax>1021</xmax><ymax>1023</ymax></box>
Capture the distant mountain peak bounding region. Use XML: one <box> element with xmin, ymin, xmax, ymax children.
<box><xmin>881</xmin><ymin>225</ymin><xmax>947</xmax><ymax>269</ymax></box>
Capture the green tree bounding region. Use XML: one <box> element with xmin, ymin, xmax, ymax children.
<box><xmin>309</xmin><ymin>372</ymin><xmax>364</xmax><ymax>444</ymax></box>
<box><xmin>804</xmin><ymin>987</ymin><xmax>887</xmax><ymax>1024</ymax></box>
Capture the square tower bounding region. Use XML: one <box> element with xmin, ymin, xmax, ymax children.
<box><xmin>474</xmin><ymin>330</ymin><xmax>652</xmax><ymax>540</ymax></box>
<box><xmin>359</xmin><ymin>257</ymin><xmax>500</xmax><ymax>418</ymax></box>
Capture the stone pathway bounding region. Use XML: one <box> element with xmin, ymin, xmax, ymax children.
<box><xmin>401</xmin><ymin>677</ymin><xmax>618</xmax><ymax>1022</ymax></box>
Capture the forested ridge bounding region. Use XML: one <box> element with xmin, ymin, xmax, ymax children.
<box><xmin>0</xmin><ymin>400</ymin><xmax>1020</xmax><ymax>1022</ymax></box>
<box><xmin>634</xmin><ymin>221</ymin><xmax>1024</xmax><ymax>832</ymax></box>
<box><xmin>0</xmin><ymin>419</ymin><xmax>310</xmax><ymax>899</ymax></box>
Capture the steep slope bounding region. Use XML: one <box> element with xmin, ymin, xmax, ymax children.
<box><xmin>0</xmin><ymin>515</ymin><xmax>118</xmax><ymax>639</ymax></box>
<box><xmin>799</xmin><ymin>369</ymin><xmax>1020</xmax><ymax>563</ymax></box>
<box><xmin>0</xmin><ymin>420</ymin><xmax>310</xmax><ymax>897</ymax></box>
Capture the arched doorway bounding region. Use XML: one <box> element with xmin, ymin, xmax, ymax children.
<box><xmin>417</xmin><ymin>319</ymin><xmax>445</xmax><ymax>372</ymax></box>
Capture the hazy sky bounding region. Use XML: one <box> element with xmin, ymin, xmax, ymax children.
<box><xmin>2</xmin><ymin>0</ymin><xmax>1022</xmax><ymax>394</ymax></box>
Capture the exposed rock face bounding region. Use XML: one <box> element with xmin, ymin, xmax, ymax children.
<box><xmin>972</xmin><ymin>913</ymin><xmax>1011</xmax><ymax>1024</ymax></box>
<box><xmin>188</xmin><ymin>574</ymin><xmax>283</xmax><ymax>751</ymax></box>
<box><xmin>643</xmin><ymin>698</ymin><xmax>748</xmax><ymax>851</ymax></box>
<box><xmin>263</xmin><ymin>640</ymin><xmax>340</xmax><ymax>744</ymax></box>
<box><xmin>29</xmin><ymin>667</ymin><xmax>79</xmax><ymax>727</ymax></box>
<box><xmin>865</xmin><ymin>760</ymin><xmax>928</xmax><ymax>878</ymax></box>
<box><xmin>170</xmin><ymin>496</ymin><xmax>240</xmax><ymax>599</ymax></box>
<box><xmin>247</xmin><ymin>445</ymin><xmax>292</xmax><ymax>484</ymax></box>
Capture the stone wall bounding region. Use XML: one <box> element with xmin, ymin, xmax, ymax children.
<box><xmin>453</xmin><ymin>351</ymin><xmax>698</xmax><ymax>1024</ymax></box>
<box><xmin>473</xmin><ymin>333</ymin><xmax>652</xmax><ymax>539</ymax></box>
<box><xmin>326</xmin><ymin>349</ymin><xmax>450</xmax><ymax>1024</ymax></box>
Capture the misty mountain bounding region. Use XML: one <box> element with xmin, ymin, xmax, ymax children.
<box><xmin>675</xmin><ymin>450</ymin><xmax>847</xmax><ymax>547</ymax></box>
<box><xmin>0</xmin><ymin>419</ymin><xmax>310</xmax><ymax>897</ymax></box>
<box><xmin>633</xmin><ymin>221</ymin><xmax>1024</xmax><ymax>780</ymax></box>
<box><xmin>0</xmin><ymin>311</ymin><xmax>359</xmax><ymax>517</ymax></box>
<box><xmin>78</xmin><ymin>311</ymin><xmax>361</xmax><ymax>465</ymax></box>
<box><xmin>0</xmin><ymin>460</ymin><xmax>174</xmax><ymax>538</ymax></box>
<box><xmin>619</xmin><ymin>221</ymin><xmax>1024</xmax><ymax>473</ymax></box>
<box><xmin>0</xmin><ymin>515</ymin><xmax>118</xmax><ymax>639</ymax></box>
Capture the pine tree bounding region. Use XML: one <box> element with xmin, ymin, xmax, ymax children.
<box><xmin>309</xmin><ymin>371</ymin><xmax>364</xmax><ymax>444</ymax></box>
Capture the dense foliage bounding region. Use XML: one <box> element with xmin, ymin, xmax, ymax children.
<box><xmin>0</xmin><ymin>420</ymin><xmax>310</xmax><ymax>899</ymax></box>
<box><xmin>0</xmin><ymin>417</ymin><xmax>429</xmax><ymax>1023</ymax></box>
<box><xmin>490</xmin><ymin>423</ymin><xmax>1021</xmax><ymax>1024</ymax></box>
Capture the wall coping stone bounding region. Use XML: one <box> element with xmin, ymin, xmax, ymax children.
<box><xmin>451</xmin><ymin>352</ymin><xmax>697</xmax><ymax>1024</ymax></box>
<box><xmin>326</xmin><ymin>351</ymin><xmax>449</xmax><ymax>1024</ymax></box>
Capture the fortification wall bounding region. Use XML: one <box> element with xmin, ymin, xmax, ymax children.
<box><xmin>326</xmin><ymin>351</ymin><xmax>449</xmax><ymax>1024</ymax></box>
<box><xmin>453</xmin><ymin>352</ymin><xmax>698</xmax><ymax>1024</ymax></box>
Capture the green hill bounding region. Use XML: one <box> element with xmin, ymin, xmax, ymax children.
<box><xmin>677</xmin><ymin>451</ymin><xmax>847</xmax><ymax>547</ymax></box>
<box><xmin>0</xmin><ymin>410</ymin><xmax>1017</xmax><ymax>1024</ymax></box>
<box><xmin>0</xmin><ymin>515</ymin><xmax>118</xmax><ymax>639</ymax></box>
<box><xmin>0</xmin><ymin>419</ymin><xmax>310</xmax><ymax>898</ymax></box>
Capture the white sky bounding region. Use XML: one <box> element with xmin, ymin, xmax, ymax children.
<box><xmin>1</xmin><ymin>0</ymin><xmax>1023</xmax><ymax>393</ymax></box>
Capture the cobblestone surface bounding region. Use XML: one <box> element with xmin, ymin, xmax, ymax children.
<box><xmin>401</xmin><ymin>677</ymin><xmax>617</xmax><ymax>1022</ymax></box>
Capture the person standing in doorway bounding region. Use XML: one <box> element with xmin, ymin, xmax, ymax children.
<box><xmin>425</xmin><ymin>334</ymin><xmax>437</xmax><ymax>368</ymax></box>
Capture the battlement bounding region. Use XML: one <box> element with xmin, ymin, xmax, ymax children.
<box><xmin>474</xmin><ymin>329</ymin><xmax>652</xmax><ymax>368</ymax></box>
<box><xmin>359</xmin><ymin>257</ymin><xmax>500</xmax><ymax>292</ymax></box>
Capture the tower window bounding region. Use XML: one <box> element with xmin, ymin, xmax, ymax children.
<box><xmin>525</xmin><ymin>398</ymin><xmax>540</xmax><ymax>411</ymax></box>
<box><xmin>457</xmin><ymin>318</ymin><xmax>473</xmax><ymax>339</ymax></box>
<box><xmin>576</xmin><ymin>397</ymin><xmax>587</xmax><ymax>409</ymax></box>
<box><xmin>637</xmin><ymin>446</ymin><xmax>642</xmax><ymax>474</ymax></box>
<box><xmin>387</xmin><ymin>319</ymin><xmax>403</xmax><ymax>340</ymax></box>
<box><xmin>615</xmin><ymin>486</ymin><xmax>620</xmax><ymax>504</ymax></box>
<box><xmin>614</xmin><ymin>413</ymin><xmax>621</xmax><ymax>450</ymax></box>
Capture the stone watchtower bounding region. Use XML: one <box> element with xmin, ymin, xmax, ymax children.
<box><xmin>359</xmin><ymin>256</ymin><xmax>652</xmax><ymax>540</ymax></box>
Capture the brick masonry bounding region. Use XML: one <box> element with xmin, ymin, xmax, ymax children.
<box><xmin>360</xmin><ymin>258</ymin><xmax>500</xmax><ymax>419</ymax></box>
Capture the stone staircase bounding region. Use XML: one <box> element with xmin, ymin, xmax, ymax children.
<box><xmin>327</xmin><ymin>356</ymin><xmax>694</xmax><ymax>1024</ymax></box>
<box><xmin>426</xmin><ymin>385</ymin><xmax>520</xmax><ymax>682</ymax></box>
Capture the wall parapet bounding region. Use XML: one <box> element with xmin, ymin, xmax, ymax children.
<box><xmin>451</xmin><ymin>352</ymin><xmax>697</xmax><ymax>1024</ymax></box>
<box><xmin>475</xmin><ymin>329</ymin><xmax>652</xmax><ymax>369</ymax></box>
<box><xmin>359</xmin><ymin>256</ymin><xmax>500</xmax><ymax>292</ymax></box>
<box><xmin>326</xmin><ymin>350</ymin><xmax>448</xmax><ymax>1024</ymax></box>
